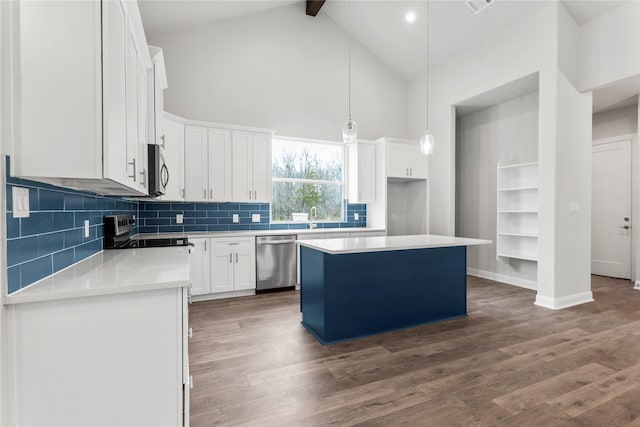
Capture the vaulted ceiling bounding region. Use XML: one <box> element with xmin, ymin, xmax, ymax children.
<box><xmin>138</xmin><ymin>0</ymin><xmax>637</xmax><ymax>112</ymax></box>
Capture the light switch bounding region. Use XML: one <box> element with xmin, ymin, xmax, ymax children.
<box><xmin>84</xmin><ymin>220</ymin><xmax>90</xmax><ymax>238</ymax></box>
<box><xmin>12</xmin><ymin>187</ymin><xmax>30</xmax><ymax>218</ymax></box>
<box><xmin>252</xmin><ymin>213</ymin><xmax>260</xmax><ymax>223</ymax></box>
<box><xmin>232</xmin><ymin>214</ymin><xmax>239</xmax><ymax>223</ymax></box>
<box><xmin>176</xmin><ymin>214</ymin><xmax>184</xmax><ymax>224</ymax></box>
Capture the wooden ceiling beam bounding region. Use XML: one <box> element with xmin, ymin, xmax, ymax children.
<box><xmin>306</xmin><ymin>0</ymin><xmax>326</xmax><ymax>17</ymax></box>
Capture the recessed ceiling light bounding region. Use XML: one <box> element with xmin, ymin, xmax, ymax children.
<box><xmin>405</xmin><ymin>11</ymin><xmax>416</xmax><ymax>23</ymax></box>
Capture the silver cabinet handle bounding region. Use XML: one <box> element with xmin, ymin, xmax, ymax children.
<box><xmin>406</xmin><ymin>167</ymin><xmax>409</xmax><ymax>176</ymax></box>
<box><xmin>203</xmin><ymin>189</ymin><xmax>206</xmax><ymax>199</ymax></box>
<box><xmin>210</xmin><ymin>189</ymin><xmax>213</xmax><ymax>199</ymax></box>
<box><xmin>249</xmin><ymin>190</ymin><xmax>252</xmax><ymax>200</ymax></box>
<box><xmin>139</xmin><ymin>168</ymin><xmax>146</xmax><ymax>186</ymax></box>
<box><xmin>128</xmin><ymin>158</ymin><xmax>137</xmax><ymax>181</ymax></box>
<box><xmin>619</xmin><ymin>225</ymin><xmax>631</xmax><ymax>229</ymax></box>
<box><xmin>229</xmin><ymin>253</ymin><xmax>232</xmax><ymax>263</ymax></box>
<box><xmin>254</xmin><ymin>190</ymin><xmax>257</xmax><ymax>200</ymax></box>
<box><xmin>235</xmin><ymin>252</ymin><xmax>238</xmax><ymax>263</ymax></box>
<box><xmin>204</xmin><ymin>240</ymin><xmax>207</xmax><ymax>251</ymax></box>
<box><xmin>410</xmin><ymin>168</ymin><xmax>413</xmax><ymax>176</ymax></box>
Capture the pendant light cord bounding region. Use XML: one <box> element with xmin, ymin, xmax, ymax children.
<box><xmin>348</xmin><ymin>0</ymin><xmax>352</xmax><ymax>122</ymax></box>
<box><xmin>425</xmin><ymin>0</ymin><xmax>429</xmax><ymax>130</ymax></box>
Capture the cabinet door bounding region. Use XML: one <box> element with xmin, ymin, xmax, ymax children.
<box><xmin>136</xmin><ymin>64</ymin><xmax>149</xmax><ymax>193</ymax></box>
<box><xmin>358</xmin><ymin>142</ymin><xmax>376</xmax><ymax>202</ymax></box>
<box><xmin>103</xmin><ymin>0</ymin><xmax>129</xmax><ymax>186</ymax></box>
<box><xmin>162</xmin><ymin>119</ymin><xmax>185</xmax><ymax>200</ymax></box>
<box><xmin>154</xmin><ymin>69</ymin><xmax>164</xmax><ymax>147</ymax></box>
<box><xmin>408</xmin><ymin>146</ymin><xmax>428</xmax><ymax>179</ymax></box>
<box><xmin>208</xmin><ymin>129</ymin><xmax>232</xmax><ymax>201</ymax></box>
<box><xmin>211</xmin><ymin>245</ymin><xmax>235</xmax><ymax>294</ymax></box>
<box><xmin>232</xmin><ymin>131</ymin><xmax>253</xmax><ymax>202</ymax></box>
<box><xmin>386</xmin><ymin>143</ymin><xmax>409</xmax><ymax>178</ymax></box>
<box><xmin>184</xmin><ymin>126</ymin><xmax>209</xmax><ymax>202</ymax></box>
<box><xmin>251</xmin><ymin>133</ymin><xmax>271</xmax><ymax>202</ymax></box>
<box><xmin>233</xmin><ymin>246</ymin><xmax>256</xmax><ymax>291</ymax></box>
<box><xmin>125</xmin><ymin>24</ymin><xmax>140</xmax><ymax>187</ymax></box>
<box><xmin>189</xmin><ymin>239</ymin><xmax>211</xmax><ymax>296</ymax></box>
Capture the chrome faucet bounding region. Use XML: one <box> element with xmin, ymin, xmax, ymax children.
<box><xmin>309</xmin><ymin>206</ymin><xmax>317</xmax><ymax>229</ymax></box>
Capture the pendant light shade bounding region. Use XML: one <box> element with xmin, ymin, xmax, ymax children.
<box><xmin>342</xmin><ymin>117</ymin><xmax>358</xmax><ymax>145</ymax></box>
<box><xmin>422</xmin><ymin>0</ymin><xmax>434</xmax><ymax>155</ymax></box>
<box><xmin>343</xmin><ymin>0</ymin><xmax>357</xmax><ymax>145</ymax></box>
<box><xmin>420</xmin><ymin>130</ymin><xmax>434</xmax><ymax>155</ymax></box>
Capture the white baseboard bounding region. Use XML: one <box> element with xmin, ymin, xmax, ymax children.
<box><xmin>467</xmin><ymin>268</ymin><xmax>537</xmax><ymax>290</ymax></box>
<box><xmin>534</xmin><ymin>291</ymin><xmax>594</xmax><ymax>310</ymax></box>
<box><xmin>192</xmin><ymin>289</ymin><xmax>255</xmax><ymax>302</ymax></box>
<box><xmin>635</xmin><ymin>281</ymin><xmax>640</xmax><ymax>290</ymax></box>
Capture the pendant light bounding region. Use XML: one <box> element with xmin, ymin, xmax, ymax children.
<box><xmin>342</xmin><ymin>0</ymin><xmax>358</xmax><ymax>145</ymax></box>
<box><xmin>420</xmin><ymin>0</ymin><xmax>434</xmax><ymax>155</ymax></box>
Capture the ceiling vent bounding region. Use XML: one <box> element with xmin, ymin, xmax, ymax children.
<box><xmin>466</xmin><ymin>0</ymin><xmax>494</xmax><ymax>14</ymax></box>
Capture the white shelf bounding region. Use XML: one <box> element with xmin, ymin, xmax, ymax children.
<box><xmin>497</xmin><ymin>161</ymin><xmax>539</xmax><ymax>264</ymax></box>
<box><xmin>497</xmin><ymin>252</ymin><xmax>538</xmax><ymax>262</ymax></box>
<box><xmin>498</xmin><ymin>232</ymin><xmax>538</xmax><ymax>238</ymax></box>
<box><xmin>498</xmin><ymin>161</ymin><xmax>538</xmax><ymax>170</ymax></box>
<box><xmin>497</xmin><ymin>186</ymin><xmax>538</xmax><ymax>192</ymax></box>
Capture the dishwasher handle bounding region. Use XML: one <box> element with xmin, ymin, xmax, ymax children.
<box><xmin>257</xmin><ymin>240</ymin><xmax>297</xmax><ymax>245</ymax></box>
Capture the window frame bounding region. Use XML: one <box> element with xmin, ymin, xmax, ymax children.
<box><xmin>271</xmin><ymin>136</ymin><xmax>346</xmax><ymax>224</ymax></box>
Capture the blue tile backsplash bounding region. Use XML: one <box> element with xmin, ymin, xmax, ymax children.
<box><xmin>136</xmin><ymin>200</ymin><xmax>366</xmax><ymax>234</ymax></box>
<box><xmin>5</xmin><ymin>157</ymin><xmax>137</xmax><ymax>294</ymax></box>
<box><xmin>5</xmin><ymin>155</ymin><xmax>367</xmax><ymax>294</ymax></box>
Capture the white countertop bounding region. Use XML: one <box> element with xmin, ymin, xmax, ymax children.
<box><xmin>133</xmin><ymin>227</ymin><xmax>386</xmax><ymax>240</ymax></box>
<box><xmin>296</xmin><ymin>234</ymin><xmax>492</xmax><ymax>255</ymax></box>
<box><xmin>4</xmin><ymin>247</ymin><xmax>191</xmax><ymax>305</ymax></box>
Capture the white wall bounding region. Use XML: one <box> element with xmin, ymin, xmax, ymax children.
<box><xmin>578</xmin><ymin>1</ymin><xmax>640</xmax><ymax>91</ymax></box>
<box><xmin>150</xmin><ymin>2</ymin><xmax>408</xmax><ymax>142</ymax></box>
<box><xmin>592</xmin><ymin>104</ymin><xmax>639</xmax><ymax>140</ymax></box>
<box><xmin>455</xmin><ymin>92</ymin><xmax>539</xmax><ymax>284</ymax></box>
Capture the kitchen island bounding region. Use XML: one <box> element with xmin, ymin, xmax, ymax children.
<box><xmin>297</xmin><ymin>234</ymin><xmax>491</xmax><ymax>344</ymax></box>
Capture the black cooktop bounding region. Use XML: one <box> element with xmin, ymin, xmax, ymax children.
<box><xmin>110</xmin><ymin>237</ymin><xmax>190</xmax><ymax>249</ymax></box>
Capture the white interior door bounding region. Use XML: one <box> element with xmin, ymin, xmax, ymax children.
<box><xmin>591</xmin><ymin>139</ymin><xmax>632</xmax><ymax>279</ymax></box>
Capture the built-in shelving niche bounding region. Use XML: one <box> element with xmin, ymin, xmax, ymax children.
<box><xmin>496</xmin><ymin>161</ymin><xmax>539</xmax><ymax>262</ymax></box>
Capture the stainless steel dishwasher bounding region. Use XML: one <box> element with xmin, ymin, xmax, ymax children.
<box><xmin>256</xmin><ymin>235</ymin><xmax>298</xmax><ymax>291</ymax></box>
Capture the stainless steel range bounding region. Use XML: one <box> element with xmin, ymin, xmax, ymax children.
<box><xmin>103</xmin><ymin>214</ymin><xmax>189</xmax><ymax>249</ymax></box>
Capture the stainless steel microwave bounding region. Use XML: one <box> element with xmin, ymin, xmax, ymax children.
<box><xmin>148</xmin><ymin>144</ymin><xmax>168</xmax><ymax>197</ymax></box>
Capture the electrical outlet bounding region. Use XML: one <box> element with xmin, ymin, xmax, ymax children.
<box><xmin>252</xmin><ymin>213</ymin><xmax>260</xmax><ymax>223</ymax></box>
<box><xmin>84</xmin><ymin>220</ymin><xmax>90</xmax><ymax>238</ymax></box>
<box><xmin>12</xmin><ymin>187</ymin><xmax>30</xmax><ymax>218</ymax></box>
<box><xmin>176</xmin><ymin>214</ymin><xmax>184</xmax><ymax>224</ymax></box>
<box><xmin>354</xmin><ymin>213</ymin><xmax>359</xmax><ymax>221</ymax></box>
<box><xmin>232</xmin><ymin>214</ymin><xmax>239</xmax><ymax>223</ymax></box>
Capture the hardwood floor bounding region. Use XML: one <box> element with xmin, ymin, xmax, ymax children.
<box><xmin>189</xmin><ymin>275</ymin><xmax>640</xmax><ymax>426</ymax></box>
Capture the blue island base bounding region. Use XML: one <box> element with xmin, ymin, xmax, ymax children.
<box><xmin>299</xmin><ymin>245</ymin><xmax>468</xmax><ymax>345</ymax></box>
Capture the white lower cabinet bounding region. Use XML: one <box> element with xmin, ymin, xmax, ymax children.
<box><xmin>6</xmin><ymin>286</ymin><xmax>190</xmax><ymax>426</ymax></box>
<box><xmin>190</xmin><ymin>237</ymin><xmax>256</xmax><ymax>297</ymax></box>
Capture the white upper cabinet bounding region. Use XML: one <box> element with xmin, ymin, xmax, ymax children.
<box><xmin>160</xmin><ymin>114</ymin><xmax>185</xmax><ymax>201</ymax></box>
<box><xmin>10</xmin><ymin>0</ymin><xmax>153</xmax><ymax>195</ymax></box>
<box><xmin>184</xmin><ymin>126</ymin><xmax>209</xmax><ymax>202</ymax></box>
<box><xmin>347</xmin><ymin>141</ymin><xmax>376</xmax><ymax>203</ymax></box>
<box><xmin>209</xmin><ymin>129</ymin><xmax>233</xmax><ymax>201</ymax></box>
<box><xmin>148</xmin><ymin>47</ymin><xmax>168</xmax><ymax>147</ymax></box>
<box><xmin>232</xmin><ymin>131</ymin><xmax>272</xmax><ymax>203</ymax></box>
<box><xmin>385</xmin><ymin>139</ymin><xmax>428</xmax><ymax>179</ymax></box>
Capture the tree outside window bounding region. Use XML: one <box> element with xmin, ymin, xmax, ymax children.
<box><xmin>272</xmin><ymin>139</ymin><xmax>344</xmax><ymax>222</ymax></box>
